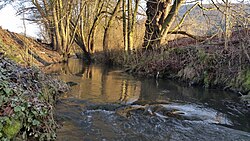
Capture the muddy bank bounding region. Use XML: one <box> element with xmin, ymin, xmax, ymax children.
<box><xmin>0</xmin><ymin>55</ymin><xmax>68</xmax><ymax>140</ymax></box>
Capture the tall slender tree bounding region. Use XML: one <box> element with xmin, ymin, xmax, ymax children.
<box><xmin>123</xmin><ymin>0</ymin><xmax>140</xmax><ymax>52</ymax></box>
<box><xmin>123</xmin><ymin>0</ymin><xmax>128</xmax><ymax>52</ymax></box>
<box><xmin>103</xmin><ymin>0</ymin><xmax>122</xmax><ymax>54</ymax></box>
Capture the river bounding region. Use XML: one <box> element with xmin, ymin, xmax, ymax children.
<box><xmin>43</xmin><ymin>58</ymin><xmax>250</xmax><ymax>141</ymax></box>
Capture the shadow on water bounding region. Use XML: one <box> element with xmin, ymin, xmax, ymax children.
<box><xmin>43</xmin><ymin>58</ymin><xmax>250</xmax><ymax>141</ymax></box>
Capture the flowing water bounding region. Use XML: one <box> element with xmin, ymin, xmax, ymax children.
<box><xmin>44</xmin><ymin>58</ymin><xmax>250</xmax><ymax>141</ymax></box>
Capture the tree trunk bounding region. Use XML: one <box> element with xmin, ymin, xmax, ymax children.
<box><xmin>88</xmin><ymin>2</ymin><xmax>105</xmax><ymax>54</ymax></box>
<box><xmin>123</xmin><ymin>0</ymin><xmax>128</xmax><ymax>52</ymax></box>
<box><xmin>103</xmin><ymin>0</ymin><xmax>122</xmax><ymax>54</ymax></box>
<box><xmin>52</xmin><ymin>0</ymin><xmax>62</xmax><ymax>53</ymax></box>
<box><xmin>160</xmin><ymin>0</ymin><xmax>185</xmax><ymax>44</ymax></box>
<box><xmin>143</xmin><ymin>0</ymin><xmax>170</xmax><ymax>50</ymax></box>
<box><xmin>143</xmin><ymin>0</ymin><xmax>184</xmax><ymax>50</ymax></box>
<box><xmin>224</xmin><ymin>0</ymin><xmax>231</xmax><ymax>49</ymax></box>
<box><xmin>127</xmin><ymin>0</ymin><xmax>133</xmax><ymax>51</ymax></box>
<box><xmin>130</xmin><ymin>0</ymin><xmax>140</xmax><ymax>51</ymax></box>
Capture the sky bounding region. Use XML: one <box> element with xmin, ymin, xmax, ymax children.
<box><xmin>0</xmin><ymin>4</ymin><xmax>39</xmax><ymax>38</ymax></box>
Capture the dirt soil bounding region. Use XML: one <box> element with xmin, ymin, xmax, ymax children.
<box><xmin>0</xmin><ymin>26</ymin><xmax>62</xmax><ymax>67</ymax></box>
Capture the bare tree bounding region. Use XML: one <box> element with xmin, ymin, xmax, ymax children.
<box><xmin>103</xmin><ymin>0</ymin><xmax>122</xmax><ymax>54</ymax></box>
<box><xmin>143</xmin><ymin>0</ymin><xmax>185</xmax><ymax>50</ymax></box>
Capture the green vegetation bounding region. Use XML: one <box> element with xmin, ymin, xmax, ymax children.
<box><xmin>0</xmin><ymin>56</ymin><xmax>68</xmax><ymax>140</ymax></box>
<box><xmin>242</xmin><ymin>71</ymin><xmax>250</xmax><ymax>90</ymax></box>
<box><xmin>0</xmin><ymin>39</ymin><xmax>24</xmax><ymax>64</ymax></box>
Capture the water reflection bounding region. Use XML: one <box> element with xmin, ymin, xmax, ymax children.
<box><xmin>43</xmin><ymin>58</ymin><xmax>239</xmax><ymax>105</ymax></box>
<box><xmin>43</xmin><ymin>58</ymin><xmax>141</xmax><ymax>103</ymax></box>
<box><xmin>139</xmin><ymin>78</ymin><xmax>239</xmax><ymax>103</ymax></box>
<box><xmin>43</xmin><ymin>58</ymin><xmax>250</xmax><ymax>133</ymax></box>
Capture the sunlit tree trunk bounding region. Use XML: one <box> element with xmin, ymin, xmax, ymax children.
<box><xmin>123</xmin><ymin>0</ymin><xmax>128</xmax><ymax>52</ymax></box>
<box><xmin>51</xmin><ymin>0</ymin><xmax>80</xmax><ymax>62</ymax></box>
<box><xmin>87</xmin><ymin>1</ymin><xmax>104</xmax><ymax>54</ymax></box>
<box><xmin>124</xmin><ymin>0</ymin><xmax>139</xmax><ymax>52</ymax></box>
<box><xmin>74</xmin><ymin>1</ymin><xmax>91</xmax><ymax>61</ymax></box>
<box><xmin>127</xmin><ymin>0</ymin><xmax>133</xmax><ymax>51</ymax></box>
<box><xmin>103</xmin><ymin>0</ymin><xmax>122</xmax><ymax>54</ymax></box>
<box><xmin>52</xmin><ymin>0</ymin><xmax>62</xmax><ymax>53</ymax></box>
<box><xmin>130</xmin><ymin>0</ymin><xmax>140</xmax><ymax>51</ymax></box>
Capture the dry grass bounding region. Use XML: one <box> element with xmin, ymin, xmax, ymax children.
<box><xmin>0</xmin><ymin>27</ymin><xmax>62</xmax><ymax>67</ymax></box>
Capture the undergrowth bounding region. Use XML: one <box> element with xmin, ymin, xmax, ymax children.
<box><xmin>0</xmin><ymin>56</ymin><xmax>68</xmax><ymax>140</ymax></box>
<box><xmin>95</xmin><ymin>44</ymin><xmax>250</xmax><ymax>94</ymax></box>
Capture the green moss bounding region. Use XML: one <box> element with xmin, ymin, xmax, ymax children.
<box><xmin>3</xmin><ymin>119</ymin><xmax>22</xmax><ymax>139</ymax></box>
<box><xmin>171</xmin><ymin>48</ymin><xmax>184</xmax><ymax>54</ymax></box>
<box><xmin>0</xmin><ymin>41</ymin><xmax>25</xmax><ymax>64</ymax></box>
<box><xmin>242</xmin><ymin>70</ymin><xmax>250</xmax><ymax>92</ymax></box>
<box><xmin>197</xmin><ymin>49</ymin><xmax>207</xmax><ymax>62</ymax></box>
<box><xmin>203</xmin><ymin>71</ymin><xmax>210</xmax><ymax>88</ymax></box>
<box><xmin>230</xmin><ymin>70</ymin><xmax>250</xmax><ymax>93</ymax></box>
<box><xmin>241</xmin><ymin>92</ymin><xmax>250</xmax><ymax>106</ymax></box>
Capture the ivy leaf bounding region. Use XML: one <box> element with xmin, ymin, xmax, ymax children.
<box><xmin>0</xmin><ymin>96</ymin><xmax>4</xmax><ymax>105</ymax></box>
<box><xmin>0</xmin><ymin>122</ymin><xmax>3</xmax><ymax>130</ymax></box>
<box><xmin>32</xmin><ymin>120</ymin><xmax>40</xmax><ymax>126</ymax></box>
<box><xmin>31</xmin><ymin>110</ymin><xmax>38</xmax><ymax>115</ymax></box>
<box><xmin>3</xmin><ymin>88</ymin><xmax>12</xmax><ymax>95</ymax></box>
<box><xmin>0</xmin><ymin>75</ymin><xmax>7</xmax><ymax>80</ymax></box>
<box><xmin>14</xmin><ymin>106</ymin><xmax>22</xmax><ymax>112</ymax></box>
<box><xmin>28</xmin><ymin>117</ymin><xmax>32</xmax><ymax>123</ymax></box>
<box><xmin>21</xmin><ymin>107</ymin><xmax>25</xmax><ymax>111</ymax></box>
<box><xmin>11</xmin><ymin>103</ymin><xmax>16</xmax><ymax>107</ymax></box>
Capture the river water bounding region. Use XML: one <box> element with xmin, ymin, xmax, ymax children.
<box><xmin>44</xmin><ymin>58</ymin><xmax>250</xmax><ymax>141</ymax></box>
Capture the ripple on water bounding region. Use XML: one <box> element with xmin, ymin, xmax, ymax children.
<box><xmin>53</xmin><ymin>62</ymin><xmax>250</xmax><ymax>141</ymax></box>
<box><xmin>161</xmin><ymin>103</ymin><xmax>233</xmax><ymax>125</ymax></box>
<box><xmin>79</xmin><ymin>108</ymin><xmax>250</xmax><ymax>141</ymax></box>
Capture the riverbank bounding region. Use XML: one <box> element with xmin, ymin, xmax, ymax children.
<box><xmin>0</xmin><ymin>27</ymin><xmax>62</xmax><ymax>67</ymax></box>
<box><xmin>0</xmin><ymin>55</ymin><xmax>68</xmax><ymax>140</ymax></box>
<box><xmin>94</xmin><ymin>37</ymin><xmax>250</xmax><ymax>101</ymax></box>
